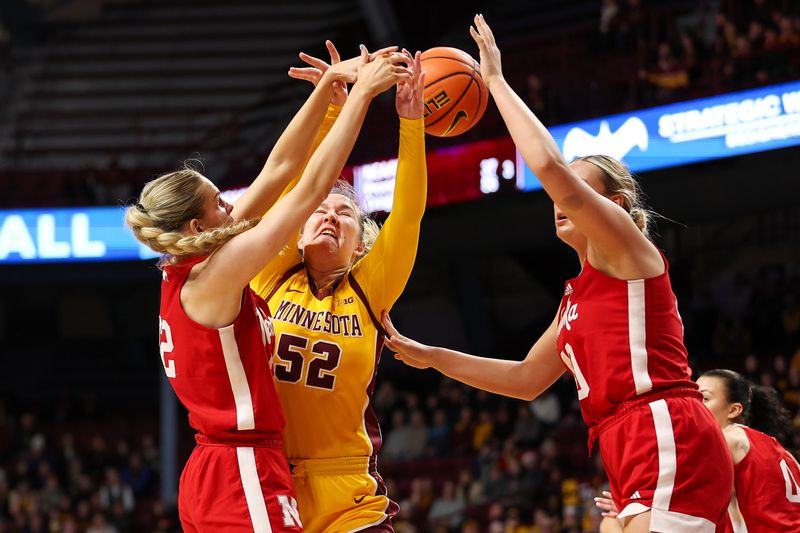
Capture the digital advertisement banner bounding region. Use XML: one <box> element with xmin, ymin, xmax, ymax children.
<box><xmin>3</xmin><ymin>81</ymin><xmax>798</xmax><ymax>264</ymax></box>
<box><xmin>0</xmin><ymin>207</ymin><xmax>157</xmax><ymax>264</ymax></box>
<box><xmin>518</xmin><ymin>80</ymin><xmax>800</xmax><ymax>190</ymax></box>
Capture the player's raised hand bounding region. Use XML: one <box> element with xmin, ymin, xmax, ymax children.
<box><xmin>395</xmin><ymin>49</ymin><xmax>425</xmax><ymax>120</ymax></box>
<box><xmin>289</xmin><ymin>42</ymin><xmax>400</xmax><ymax>105</ymax></box>
<box><xmin>382</xmin><ymin>311</ymin><xmax>434</xmax><ymax>369</ymax></box>
<box><xmin>469</xmin><ymin>14</ymin><xmax>503</xmax><ymax>89</ymax></box>
<box><xmin>353</xmin><ymin>47</ymin><xmax>412</xmax><ymax>98</ymax></box>
<box><xmin>289</xmin><ymin>40</ymin><xmax>349</xmax><ymax>105</ymax></box>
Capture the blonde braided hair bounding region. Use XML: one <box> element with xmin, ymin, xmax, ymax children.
<box><xmin>125</xmin><ymin>168</ymin><xmax>256</xmax><ymax>263</ymax></box>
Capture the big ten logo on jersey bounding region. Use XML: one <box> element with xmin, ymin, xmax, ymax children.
<box><xmin>277</xmin><ymin>495</ymin><xmax>302</xmax><ymax>528</ymax></box>
<box><xmin>337</xmin><ymin>295</ymin><xmax>354</xmax><ymax>306</ymax></box>
<box><xmin>423</xmin><ymin>90</ymin><xmax>451</xmax><ymax>119</ymax></box>
<box><xmin>158</xmin><ymin>316</ymin><xmax>176</xmax><ymax>378</ymax></box>
<box><xmin>255</xmin><ymin>307</ymin><xmax>275</xmax><ymax>348</ymax></box>
<box><xmin>273</xmin><ymin>300</ymin><xmax>363</xmax><ymax>338</ymax></box>
<box><xmin>557</xmin><ymin>298</ymin><xmax>579</xmax><ymax>336</ymax></box>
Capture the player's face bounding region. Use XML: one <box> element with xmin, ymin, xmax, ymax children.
<box><xmin>554</xmin><ymin>161</ymin><xmax>608</xmax><ymax>249</ymax></box>
<box><xmin>697</xmin><ymin>375</ymin><xmax>737</xmax><ymax>429</ymax></box>
<box><xmin>193</xmin><ymin>179</ymin><xmax>233</xmax><ymax>232</ymax></box>
<box><xmin>299</xmin><ymin>193</ymin><xmax>364</xmax><ymax>266</ymax></box>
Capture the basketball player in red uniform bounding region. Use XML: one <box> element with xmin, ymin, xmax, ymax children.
<box><xmin>698</xmin><ymin>369</ymin><xmax>800</xmax><ymax>532</ymax></box>
<box><xmin>597</xmin><ymin>369</ymin><xmax>800</xmax><ymax>532</ymax></box>
<box><xmin>125</xmin><ymin>50</ymin><xmax>411</xmax><ymax>532</ymax></box>
<box><xmin>380</xmin><ymin>15</ymin><xmax>733</xmax><ymax>533</ymax></box>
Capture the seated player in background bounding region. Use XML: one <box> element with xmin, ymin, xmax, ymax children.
<box><xmin>125</xmin><ymin>49</ymin><xmax>410</xmax><ymax>532</ymax></box>
<box><xmin>250</xmin><ymin>47</ymin><xmax>427</xmax><ymax>532</ymax></box>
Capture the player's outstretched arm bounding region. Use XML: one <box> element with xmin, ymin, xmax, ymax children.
<box><xmin>197</xmin><ymin>51</ymin><xmax>412</xmax><ymax>301</ymax></box>
<box><xmin>269</xmin><ymin>43</ymin><xmax>402</xmax><ymax>205</ymax></box>
<box><xmin>230</xmin><ymin>64</ymin><xmax>337</xmax><ymax>222</ymax></box>
<box><xmin>382</xmin><ymin>311</ymin><xmax>565</xmax><ymax>401</ymax></box>
<box><xmin>357</xmin><ymin>49</ymin><xmax>427</xmax><ymax>309</ymax></box>
<box><xmin>231</xmin><ymin>42</ymin><xmax>399</xmax><ymax>222</ymax></box>
<box><xmin>470</xmin><ymin>15</ymin><xmax>658</xmax><ymax>274</ymax></box>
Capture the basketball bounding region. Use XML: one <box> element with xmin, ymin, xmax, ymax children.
<box><xmin>420</xmin><ymin>47</ymin><xmax>488</xmax><ymax>137</ymax></box>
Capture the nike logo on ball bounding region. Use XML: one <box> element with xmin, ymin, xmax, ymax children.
<box><xmin>444</xmin><ymin>110</ymin><xmax>468</xmax><ymax>135</ymax></box>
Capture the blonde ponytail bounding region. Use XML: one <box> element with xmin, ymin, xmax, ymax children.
<box><xmin>125</xmin><ymin>167</ymin><xmax>256</xmax><ymax>263</ymax></box>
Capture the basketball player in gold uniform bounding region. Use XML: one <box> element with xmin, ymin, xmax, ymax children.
<box><xmin>251</xmin><ymin>46</ymin><xmax>426</xmax><ymax>532</ymax></box>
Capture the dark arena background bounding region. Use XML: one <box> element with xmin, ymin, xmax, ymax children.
<box><xmin>1</xmin><ymin>0</ymin><xmax>799</xmax><ymax>531</ymax></box>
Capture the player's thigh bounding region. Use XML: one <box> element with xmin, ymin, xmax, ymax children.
<box><xmin>622</xmin><ymin>511</ymin><xmax>652</xmax><ymax>533</ymax></box>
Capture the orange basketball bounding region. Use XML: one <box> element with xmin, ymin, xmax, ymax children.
<box><xmin>420</xmin><ymin>47</ymin><xmax>488</xmax><ymax>137</ymax></box>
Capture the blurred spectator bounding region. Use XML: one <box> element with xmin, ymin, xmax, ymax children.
<box><xmin>383</xmin><ymin>410</ymin><xmax>427</xmax><ymax>461</ymax></box>
<box><xmin>523</xmin><ymin>74</ymin><xmax>562</xmax><ymax>126</ymax></box>
<box><xmin>640</xmin><ymin>41</ymin><xmax>689</xmax><ymax>103</ymax></box>
<box><xmin>427</xmin><ymin>409</ymin><xmax>451</xmax><ymax>456</ymax></box>
<box><xmin>472</xmin><ymin>409</ymin><xmax>494</xmax><ymax>450</ymax></box>
<box><xmin>451</xmin><ymin>406</ymin><xmax>475</xmax><ymax>455</ymax></box>
<box><xmin>120</xmin><ymin>452</ymin><xmax>153</xmax><ymax>497</ymax></box>
<box><xmin>0</xmin><ymin>19</ymin><xmax>9</xmax><ymax>59</ymax></box>
<box><xmin>427</xmin><ymin>480</ymin><xmax>465</xmax><ymax>529</ymax></box>
<box><xmin>530</xmin><ymin>391</ymin><xmax>560</xmax><ymax>426</ymax></box>
<box><xmin>85</xmin><ymin>511</ymin><xmax>117</xmax><ymax>533</ymax></box>
<box><xmin>97</xmin><ymin>467</ymin><xmax>134</xmax><ymax>514</ymax></box>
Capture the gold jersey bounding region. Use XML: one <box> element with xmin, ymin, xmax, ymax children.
<box><xmin>251</xmin><ymin>116</ymin><xmax>426</xmax><ymax>461</ymax></box>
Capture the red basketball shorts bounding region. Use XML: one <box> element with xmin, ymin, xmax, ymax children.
<box><xmin>598</xmin><ymin>394</ymin><xmax>733</xmax><ymax>532</ymax></box>
<box><xmin>178</xmin><ymin>435</ymin><xmax>302</xmax><ymax>532</ymax></box>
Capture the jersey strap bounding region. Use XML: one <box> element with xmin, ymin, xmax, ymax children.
<box><xmin>349</xmin><ymin>272</ymin><xmax>385</xmax><ymax>336</ymax></box>
<box><xmin>265</xmin><ymin>263</ymin><xmax>304</xmax><ymax>302</ymax></box>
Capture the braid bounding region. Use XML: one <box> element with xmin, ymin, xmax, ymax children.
<box><xmin>125</xmin><ymin>167</ymin><xmax>257</xmax><ymax>263</ymax></box>
<box><xmin>126</xmin><ymin>205</ymin><xmax>256</xmax><ymax>262</ymax></box>
<box><xmin>166</xmin><ymin>219</ymin><xmax>257</xmax><ymax>259</ymax></box>
<box><xmin>125</xmin><ymin>205</ymin><xmax>171</xmax><ymax>254</ymax></box>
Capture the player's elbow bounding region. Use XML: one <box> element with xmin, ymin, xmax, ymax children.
<box><xmin>518</xmin><ymin>388</ymin><xmax>541</xmax><ymax>402</ymax></box>
<box><xmin>535</xmin><ymin>154</ymin><xmax>569</xmax><ymax>179</ymax></box>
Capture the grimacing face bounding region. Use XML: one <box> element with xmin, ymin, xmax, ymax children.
<box><xmin>299</xmin><ymin>193</ymin><xmax>364</xmax><ymax>266</ymax></box>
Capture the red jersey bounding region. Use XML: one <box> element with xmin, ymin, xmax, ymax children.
<box><xmin>731</xmin><ymin>425</ymin><xmax>800</xmax><ymax>532</ymax></box>
<box><xmin>159</xmin><ymin>256</ymin><xmax>284</xmax><ymax>439</ymax></box>
<box><xmin>555</xmin><ymin>257</ymin><xmax>696</xmax><ymax>426</ymax></box>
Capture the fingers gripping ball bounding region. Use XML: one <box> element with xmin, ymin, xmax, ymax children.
<box><xmin>420</xmin><ymin>47</ymin><xmax>488</xmax><ymax>137</ymax></box>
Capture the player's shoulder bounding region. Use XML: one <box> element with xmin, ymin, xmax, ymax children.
<box><xmin>723</xmin><ymin>424</ymin><xmax>750</xmax><ymax>462</ymax></box>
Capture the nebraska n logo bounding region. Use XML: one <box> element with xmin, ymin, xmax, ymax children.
<box><xmin>562</xmin><ymin>117</ymin><xmax>648</xmax><ymax>162</ymax></box>
<box><xmin>277</xmin><ymin>495</ymin><xmax>302</xmax><ymax>528</ymax></box>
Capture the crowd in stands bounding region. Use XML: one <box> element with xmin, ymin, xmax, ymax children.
<box><xmin>0</xmin><ymin>408</ymin><xmax>178</xmax><ymax>532</ymax></box>
<box><xmin>0</xmin><ymin>258</ymin><xmax>797</xmax><ymax>532</ymax></box>
<box><xmin>597</xmin><ymin>0</ymin><xmax>800</xmax><ymax>105</ymax></box>
<box><xmin>2</xmin><ymin>1</ymin><xmax>799</xmax><ymax>208</ymax></box>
